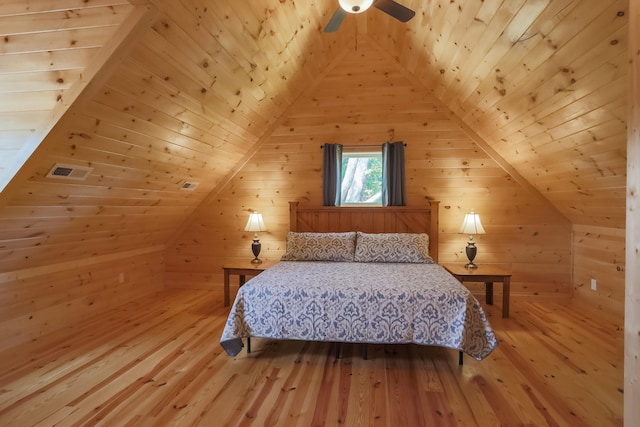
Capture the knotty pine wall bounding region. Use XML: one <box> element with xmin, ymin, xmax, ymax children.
<box><xmin>626</xmin><ymin>0</ymin><xmax>640</xmax><ymax>417</ymax></box>
<box><xmin>0</xmin><ymin>1</ymin><xmax>351</xmax><ymax>353</ymax></box>
<box><xmin>572</xmin><ymin>225</ymin><xmax>625</xmax><ymax>317</ymax></box>
<box><xmin>167</xmin><ymin>38</ymin><xmax>572</xmax><ymax>297</ymax></box>
<box><xmin>0</xmin><ymin>247</ymin><xmax>165</xmax><ymax>351</ymax></box>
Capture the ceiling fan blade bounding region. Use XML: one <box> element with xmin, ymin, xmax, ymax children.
<box><xmin>324</xmin><ymin>8</ymin><xmax>347</xmax><ymax>32</ymax></box>
<box><xmin>373</xmin><ymin>0</ymin><xmax>415</xmax><ymax>22</ymax></box>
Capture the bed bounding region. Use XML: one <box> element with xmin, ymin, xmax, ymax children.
<box><xmin>220</xmin><ymin>202</ymin><xmax>497</xmax><ymax>361</ymax></box>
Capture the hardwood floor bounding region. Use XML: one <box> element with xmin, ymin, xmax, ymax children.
<box><xmin>0</xmin><ymin>289</ymin><xmax>623</xmax><ymax>426</ymax></box>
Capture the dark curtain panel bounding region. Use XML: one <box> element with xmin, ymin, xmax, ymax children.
<box><xmin>322</xmin><ymin>143</ymin><xmax>343</xmax><ymax>206</ymax></box>
<box><xmin>382</xmin><ymin>141</ymin><xmax>406</xmax><ymax>206</ymax></box>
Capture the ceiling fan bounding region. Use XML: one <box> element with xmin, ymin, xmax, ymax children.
<box><xmin>324</xmin><ymin>0</ymin><xmax>416</xmax><ymax>33</ymax></box>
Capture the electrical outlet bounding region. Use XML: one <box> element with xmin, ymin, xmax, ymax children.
<box><xmin>119</xmin><ymin>272</ymin><xmax>125</xmax><ymax>284</ymax></box>
<box><xmin>590</xmin><ymin>278</ymin><xmax>597</xmax><ymax>291</ymax></box>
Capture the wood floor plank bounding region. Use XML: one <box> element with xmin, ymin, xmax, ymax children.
<box><xmin>0</xmin><ymin>289</ymin><xmax>624</xmax><ymax>426</ymax></box>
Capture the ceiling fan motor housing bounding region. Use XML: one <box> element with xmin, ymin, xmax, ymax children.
<box><xmin>339</xmin><ymin>0</ymin><xmax>374</xmax><ymax>13</ymax></box>
<box><xmin>325</xmin><ymin>0</ymin><xmax>415</xmax><ymax>33</ymax></box>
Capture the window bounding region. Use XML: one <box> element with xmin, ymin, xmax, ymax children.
<box><xmin>323</xmin><ymin>142</ymin><xmax>405</xmax><ymax>207</ymax></box>
<box><xmin>340</xmin><ymin>149</ymin><xmax>382</xmax><ymax>206</ymax></box>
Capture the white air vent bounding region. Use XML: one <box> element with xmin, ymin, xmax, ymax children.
<box><xmin>180</xmin><ymin>181</ymin><xmax>199</xmax><ymax>191</ymax></box>
<box><xmin>46</xmin><ymin>163</ymin><xmax>93</xmax><ymax>181</ymax></box>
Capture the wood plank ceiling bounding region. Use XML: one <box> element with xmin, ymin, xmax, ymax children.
<box><xmin>0</xmin><ymin>0</ymin><xmax>138</xmax><ymax>191</ymax></box>
<box><xmin>374</xmin><ymin>0</ymin><xmax>628</xmax><ymax>228</ymax></box>
<box><xmin>0</xmin><ymin>0</ymin><xmax>628</xmax><ymax>271</ymax></box>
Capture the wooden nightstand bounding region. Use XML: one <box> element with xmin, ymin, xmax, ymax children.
<box><xmin>223</xmin><ymin>260</ymin><xmax>277</xmax><ymax>307</ymax></box>
<box><xmin>442</xmin><ymin>264</ymin><xmax>512</xmax><ymax>318</ymax></box>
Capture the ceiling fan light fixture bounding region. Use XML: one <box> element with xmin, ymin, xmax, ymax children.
<box><xmin>338</xmin><ymin>0</ymin><xmax>374</xmax><ymax>13</ymax></box>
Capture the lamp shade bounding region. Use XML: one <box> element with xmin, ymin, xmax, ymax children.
<box><xmin>338</xmin><ymin>0</ymin><xmax>374</xmax><ymax>13</ymax></box>
<box><xmin>244</xmin><ymin>212</ymin><xmax>267</xmax><ymax>232</ymax></box>
<box><xmin>460</xmin><ymin>210</ymin><xmax>486</xmax><ymax>235</ymax></box>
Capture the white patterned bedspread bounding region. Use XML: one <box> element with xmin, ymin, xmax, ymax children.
<box><xmin>220</xmin><ymin>261</ymin><xmax>497</xmax><ymax>360</ymax></box>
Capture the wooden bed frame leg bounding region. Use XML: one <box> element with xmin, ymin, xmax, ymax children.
<box><xmin>247</xmin><ymin>337</ymin><xmax>251</xmax><ymax>354</ymax></box>
<box><xmin>459</xmin><ymin>351</ymin><xmax>463</xmax><ymax>365</ymax></box>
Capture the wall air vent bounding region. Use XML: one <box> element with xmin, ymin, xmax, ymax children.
<box><xmin>180</xmin><ymin>181</ymin><xmax>199</xmax><ymax>191</ymax></box>
<box><xmin>46</xmin><ymin>163</ymin><xmax>93</xmax><ymax>181</ymax></box>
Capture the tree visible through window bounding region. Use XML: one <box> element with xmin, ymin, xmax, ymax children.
<box><xmin>323</xmin><ymin>142</ymin><xmax>405</xmax><ymax>207</ymax></box>
<box><xmin>340</xmin><ymin>150</ymin><xmax>382</xmax><ymax>205</ymax></box>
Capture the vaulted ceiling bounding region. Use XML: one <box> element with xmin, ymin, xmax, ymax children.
<box><xmin>0</xmin><ymin>0</ymin><xmax>628</xmax><ymax>270</ymax></box>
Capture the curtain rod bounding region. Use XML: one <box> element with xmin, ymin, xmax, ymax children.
<box><xmin>319</xmin><ymin>143</ymin><xmax>407</xmax><ymax>149</ymax></box>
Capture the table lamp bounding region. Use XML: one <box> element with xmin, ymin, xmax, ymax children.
<box><xmin>460</xmin><ymin>209</ymin><xmax>486</xmax><ymax>269</ymax></box>
<box><xmin>244</xmin><ymin>211</ymin><xmax>267</xmax><ymax>264</ymax></box>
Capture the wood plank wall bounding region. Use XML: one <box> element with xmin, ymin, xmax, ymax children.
<box><xmin>0</xmin><ymin>0</ymin><xmax>627</xmax><ymax>354</ymax></box>
<box><xmin>0</xmin><ymin>0</ymin><xmax>351</xmax><ymax>352</ymax></box>
<box><xmin>626</xmin><ymin>0</ymin><xmax>640</xmax><ymax>422</ymax></box>
<box><xmin>167</xmin><ymin>38</ymin><xmax>572</xmax><ymax>297</ymax></box>
<box><xmin>0</xmin><ymin>247</ymin><xmax>165</xmax><ymax>351</ymax></box>
<box><xmin>571</xmin><ymin>225</ymin><xmax>625</xmax><ymax>317</ymax></box>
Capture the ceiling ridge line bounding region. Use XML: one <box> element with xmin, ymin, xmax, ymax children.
<box><xmin>165</xmin><ymin>43</ymin><xmax>356</xmax><ymax>247</ymax></box>
<box><xmin>364</xmin><ymin>34</ymin><xmax>571</xmax><ymax>227</ymax></box>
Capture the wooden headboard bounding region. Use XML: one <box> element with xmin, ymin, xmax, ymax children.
<box><xmin>289</xmin><ymin>201</ymin><xmax>440</xmax><ymax>263</ymax></box>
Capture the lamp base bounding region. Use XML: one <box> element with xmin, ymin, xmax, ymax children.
<box><xmin>465</xmin><ymin>239</ymin><xmax>478</xmax><ymax>269</ymax></box>
<box><xmin>251</xmin><ymin>238</ymin><xmax>262</xmax><ymax>264</ymax></box>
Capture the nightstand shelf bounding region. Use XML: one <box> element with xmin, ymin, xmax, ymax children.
<box><xmin>442</xmin><ymin>264</ymin><xmax>512</xmax><ymax>318</ymax></box>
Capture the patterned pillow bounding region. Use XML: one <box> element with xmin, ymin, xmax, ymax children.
<box><xmin>354</xmin><ymin>232</ymin><xmax>434</xmax><ymax>263</ymax></box>
<box><xmin>281</xmin><ymin>232</ymin><xmax>357</xmax><ymax>262</ymax></box>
